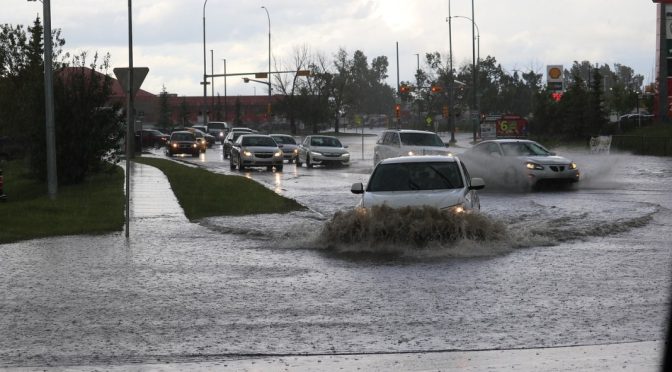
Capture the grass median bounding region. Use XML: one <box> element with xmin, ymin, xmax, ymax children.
<box><xmin>132</xmin><ymin>157</ymin><xmax>305</xmax><ymax>220</ymax></box>
<box><xmin>0</xmin><ymin>161</ymin><xmax>125</xmax><ymax>244</ymax></box>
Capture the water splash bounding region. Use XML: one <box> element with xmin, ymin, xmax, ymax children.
<box><xmin>316</xmin><ymin>205</ymin><xmax>509</xmax><ymax>257</ymax></box>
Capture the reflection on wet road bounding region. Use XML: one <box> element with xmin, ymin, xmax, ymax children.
<box><xmin>0</xmin><ymin>132</ymin><xmax>670</xmax><ymax>369</ymax></box>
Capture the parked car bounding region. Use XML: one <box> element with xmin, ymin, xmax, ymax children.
<box><xmin>373</xmin><ymin>129</ymin><xmax>451</xmax><ymax>166</ymax></box>
<box><xmin>351</xmin><ymin>155</ymin><xmax>484</xmax><ymax>212</ymax></box>
<box><xmin>270</xmin><ymin>134</ymin><xmax>299</xmax><ymax>163</ymax></box>
<box><xmin>135</xmin><ymin>129</ymin><xmax>169</xmax><ymax>149</ymax></box>
<box><xmin>460</xmin><ymin>139</ymin><xmax>580</xmax><ymax>189</ymax></box>
<box><xmin>222</xmin><ymin>131</ymin><xmax>249</xmax><ymax>159</ymax></box>
<box><xmin>229</xmin><ymin>134</ymin><xmax>284</xmax><ymax>172</ymax></box>
<box><xmin>296</xmin><ymin>135</ymin><xmax>350</xmax><ymax>168</ymax></box>
<box><xmin>206</xmin><ymin>121</ymin><xmax>230</xmax><ymax>144</ymax></box>
<box><xmin>0</xmin><ymin>168</ymin><xmax>6</xmax><ymax>201</ymax></box>
<box><xmin>165</xmin><ymin>131</ymin><xmax>200</xmax><ymax>157</ymax></box>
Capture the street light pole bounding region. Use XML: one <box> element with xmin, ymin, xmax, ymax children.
<box><xmin>471</xmin><ymin>0</ymin><xmax>477</xmax><ymax>142</ymax></box>
<box><xmin>261</xmin><ymin>6</ymin><xmax>271</xmax><ymax>120</ymax></box>
<box><xmin>41</xmin><ymin>0</ymin><xmax>58</xmax><ymax>198</ymax></box>
<box><xmin>447</xmin><ymin>0</ymin><xmax>456</xmax><ymax>143</ymax></box>
<box><xmin>223</xmin><ymin>58</ymin><xmax>227</xmax><ymax>121</ymax></box>
<box><xmin>28</xmin><ymin>0</ymin><xmax>58</xmax><ymax>198</ymax></box>
<box><xmin>202</xmin><ymin>0</ymin><xmax>208</xmax><ymax>126</ymax></box>
<box><xmin>210</xmin><ymin>49</ymin><xmax>214</xmax><ymax>116</ymax></box>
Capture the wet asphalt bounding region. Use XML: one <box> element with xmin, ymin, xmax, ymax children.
<box><xmin>0</xmin><ymin>129</ymin><xmax>670</xmax><ymax>371</ymax></box>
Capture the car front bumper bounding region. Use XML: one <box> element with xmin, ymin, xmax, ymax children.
<box><xmin>310</xmin><ymin>153</ymin><xmax>350</xmax><ymax>165</ymax></box>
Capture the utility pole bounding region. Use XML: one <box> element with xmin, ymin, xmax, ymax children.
<box><xmin>43</xmin><ymin>0</ymin><xmax>58</xmax><ymax>199</ymax></box>
<box><xmin>448</xmin><ymin>0</ymin><xmax>456</xmax><ymax>143</ymax></box>
<box><xmin>396</xmin><ymin>42</ymin><xmax>400</xmax><ymax>129</ymax></box>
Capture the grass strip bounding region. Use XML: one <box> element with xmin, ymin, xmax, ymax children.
<box><xmin>0</xmin><ymin>161</ymin><xmax>125</xmax><ymax>244</ymax></box>
<box><xmin>132</xmin><ymin>157</ymin><xmax>304</xmax><ymax>220</ymax></box>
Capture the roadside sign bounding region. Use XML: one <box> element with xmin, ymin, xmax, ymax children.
<box><xmin>425</xmin><ymin>116</ymin><xmax>433</xmax><ymax>126</ymax></box>
<box><xmin>113</xmin><ymin>67</ymin><xmax>149</xmax><ymax>96</ymax></box>
<box><xmin>255</xmin><ymin>72</ymin><xmax>268</xmax><ymax>79</ymax></box>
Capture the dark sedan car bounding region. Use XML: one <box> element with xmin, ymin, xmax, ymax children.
<box><xmin>165</xmin><ymin>131</ymin><xmax>200</xmax><ymax>157</ymax></box>
<box><xmin>136</xmin><ymin>129</ymin><xmax>169</xmax><ymax>149</ymax></box>
<box><xmin>222</xmin><ymin>131</ymin><xmax>248</xmax><ymax>159</ymax></box>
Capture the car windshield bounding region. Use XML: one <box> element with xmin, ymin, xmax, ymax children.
<box><xmin>171</xmin><ymin>133</ymin><xmax>194</xmax><ymax>141</ymax></box>
<box><xmin>367</xmin><ymin>162</ymin><xmax>463</xmax><ymax>192</ymax></box>
<box><xmin>271</xmin><ymin>136</ymin><xmax>296</xmax><ymax>145</ymax></box>
<box><xmin>501</xmin><ymin>142</ymin><xmax>551</xmax><ymax>156</ymax></box>
<box><xmin>400</xmin><ymin>132</ymin><xmax>445</xmax><ymax>147</ymax></box>
<box><xmin>242</xmin><ymin>136</ymin><xmax>276</xmax><ymax>147</ymax></box>
<box><xmin>311</xmin><ymin>137</ymin><xmax>342</xmax><ymax>147</ymax></box>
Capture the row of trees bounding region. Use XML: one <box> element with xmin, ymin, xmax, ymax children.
<box><xmin>269</xmin><ymin>46</ymin><xmax>652</xmax><ymax>139</ymax></box>
<box><xmin>0</xmin><ymin>17</ymin><xmax>122</xmax><ymax>185</ymax></box>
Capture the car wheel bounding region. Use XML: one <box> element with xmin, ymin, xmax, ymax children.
<box><xmin>296</xmin><ymin>157</ymin><xmax>302</xmax><ymax>167</ymax></box>
<box><xmin>276</xmin><ymin>164</ymin><xmax>283</xmax><ymax>172</ymax></box>
<box><xmin>306</xmin><ymin>155</ymin><xmax>313</xmax><ymax>168</ymax></box>
<box><xmin>238</xmin><ymin>156</ymin><xmax>245</xmax><ymax>171</ymax></box>
<box><xmin>267</xmin><ymin>165</ymin><xmax>273</xmax><ymax>171</ymax></box>
<box><xmin>154</xmin><ymin>142</ymin><xmax>160</xmax><ymax>150</ymax></box>
<box><xmin>230</xmin><ymin>158</ymin><xmax>236</xmax><ymax>170</ymax></box>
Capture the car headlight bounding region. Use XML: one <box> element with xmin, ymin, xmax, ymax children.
<box><xmin>192</xmin><ymin>144</ymin><xmax>198</xmax><ymax>148</ymax></box>
<box><xmin>310</xmin><ymin>151</ymin><xmax>322</xmax><ymax>157</ymax></box>
<box><xmin>172</xmin><ymin>143</ymin><xmax>178</xmax><ymax>148</ymax></box>
<box><xmin>274</xmin><ymin>150</ymin><xmax>283</xmax><ymax>157</ymax></box>
<box><xmin>525</xmin><ymin>162</ymin><xmax>544</xmax><ymax>170</ymax></box>
<box><xmin>293</xmin><ymin>149</ymin><xmax>298</xmax><ymax>154</ymax></box>
<box><xmin>569</xmin><ymin>162</ymin><xmax>577</xmax><ymax>170</ymax></box>
<box><xmin>243</xmin><ymin>150</ymin><xmax>252</xmax><ymax>157</ymax></box>
<box><xmin>219</xmin><ymin>132</ymin><xmax>224</xmax><ymax>138</ymax></box>
<box><xmin>444</xmin><ymin>204</ymin><xmax>465</xmax><ymax>214</ymax></box>
<box><xmin>342</xmin><ymin>153</ymin><xmax>350</xmax><ymax>158</ymax></box>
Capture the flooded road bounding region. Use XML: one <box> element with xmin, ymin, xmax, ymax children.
<box><xmin>0</xmin><ymin>131</ymin><xmax>670</xmax><ymax>369</ymax></box>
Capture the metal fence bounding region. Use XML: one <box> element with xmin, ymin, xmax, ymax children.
<box><xmin>611</xmin><ymin>135</ymin><xmax>672</xmax><ymax>156</ymax></box>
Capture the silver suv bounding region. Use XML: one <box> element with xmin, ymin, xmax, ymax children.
<box><xmin>373</xmin><ymin>129</ymin><xmax>451</xmax><ymax>165</ymax></box>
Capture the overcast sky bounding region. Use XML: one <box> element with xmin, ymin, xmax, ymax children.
<box><xmin>6</xmin><ymin>0</ymin><xmax>658</xmax><ymax>97</ymax></box>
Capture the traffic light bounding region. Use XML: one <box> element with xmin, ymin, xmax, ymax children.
<box><xmin>395</xmin><ymin>104</ymin><xmax>401</xmax><ymax>118</ymax></box>
<box><xmin>399</xmin><ymin>84</ymin><xmax>412</xmax><ymax>94</ymax></box>
<box><xmin>431</xmin><ymin>85</ymin><xmax>443</xmax><ymax>93</ymax></box>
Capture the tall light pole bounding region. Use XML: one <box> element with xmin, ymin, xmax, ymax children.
<box><xmin>447</xmin><ymin>0</ymin><xmax>456</xmax><ymax>143</ymax></box>
<box><xmin>452</xmin><ymin>16</ymin><xmax>479</xmax><ymax>65</ymax></box>
<box><xmin>202</xmin><ymin>0</ymin><xmax>208</xmax><ymax>125</ymax></box>
<box><xmin>210</xmin><ymin>49</ymin><xmax>214</xmax><ymax>116</ymax></box>
<box><xmin>261</xmin><ymin>6</ymin><xmax>271</xmax><ymax>120</ymax></box>
<box><xmin>222</xmin><ymin>58</ymin><xmax>227</xmax><ymax>121</ymax></box>
<box><xmin>28</xmin><ymin>0</ymin><xmax>57</xmax><ymax>198</ymax></box>
<box><xmin>471</xmin><ymin>0</ymin><xmax>477</xmax><ymax>142</ymax></box>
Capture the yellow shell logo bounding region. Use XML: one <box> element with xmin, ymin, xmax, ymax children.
<box><xmin>548</xmin><ymin>67</ymin><xmax>562</xmax><ymax>79</ymax></box>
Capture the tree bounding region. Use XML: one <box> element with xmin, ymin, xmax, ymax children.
<box><xmin>179</xmin><ymin>96</ymin><xmax>190</xmax><ymax>126</ymax></box>
<box><xmin>273</xmin><ymin>45</ymin><xmax>310</xmax><ymax>134</ymax></box>
<box><xmin>157</xmin><ymin>85</ymin><xmax>171</xmax><ymax>130</ymax></box>
<box><xmin>30</xmin><ymin>52</ymin><xmax>124</xmax><ymax>184</ymax></box>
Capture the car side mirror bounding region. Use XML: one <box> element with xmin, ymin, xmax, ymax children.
<box><xmin>344</xmin><ymin>145</ymin><xmax>349</xmax><ymax>148</ymax></box>
<box><xmin>350</xmin><ymin>182</ymin><xmax>364</xmax><ymax>194</ymax></box>
<box><xmin>549</xmin><ymin>151</ymin><xmax>556</xmax><ymax>156</ymax></box>
<box><xmin>444</xmin><ymin>142</ymin><xmax>450</xmax><ymax>147</ymax></box>
<box><xmin>278</xmin><ymin>144</ymin><xmax>284</xmax><ymax>148</ymax></box>
<box><xmin>470</xmin><ymin>177</ymin><xmax>486</xmax><ymax>190</ymax></box>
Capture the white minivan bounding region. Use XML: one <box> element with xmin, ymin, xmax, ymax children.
<box><xmin>373</xmin><ymin>129</ymin><xmax>451</xmax><ymax>166</ymax></box>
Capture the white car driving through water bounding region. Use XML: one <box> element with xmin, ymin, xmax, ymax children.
<box><xmin>459</xmin><ymin>139</ymin><xmax>580</xmax><ymax>190</ymax></box>
<box><xmin>351</xmin><ymin>156</ymin><xmax>485</xmax><ymax>213</ymax></box>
